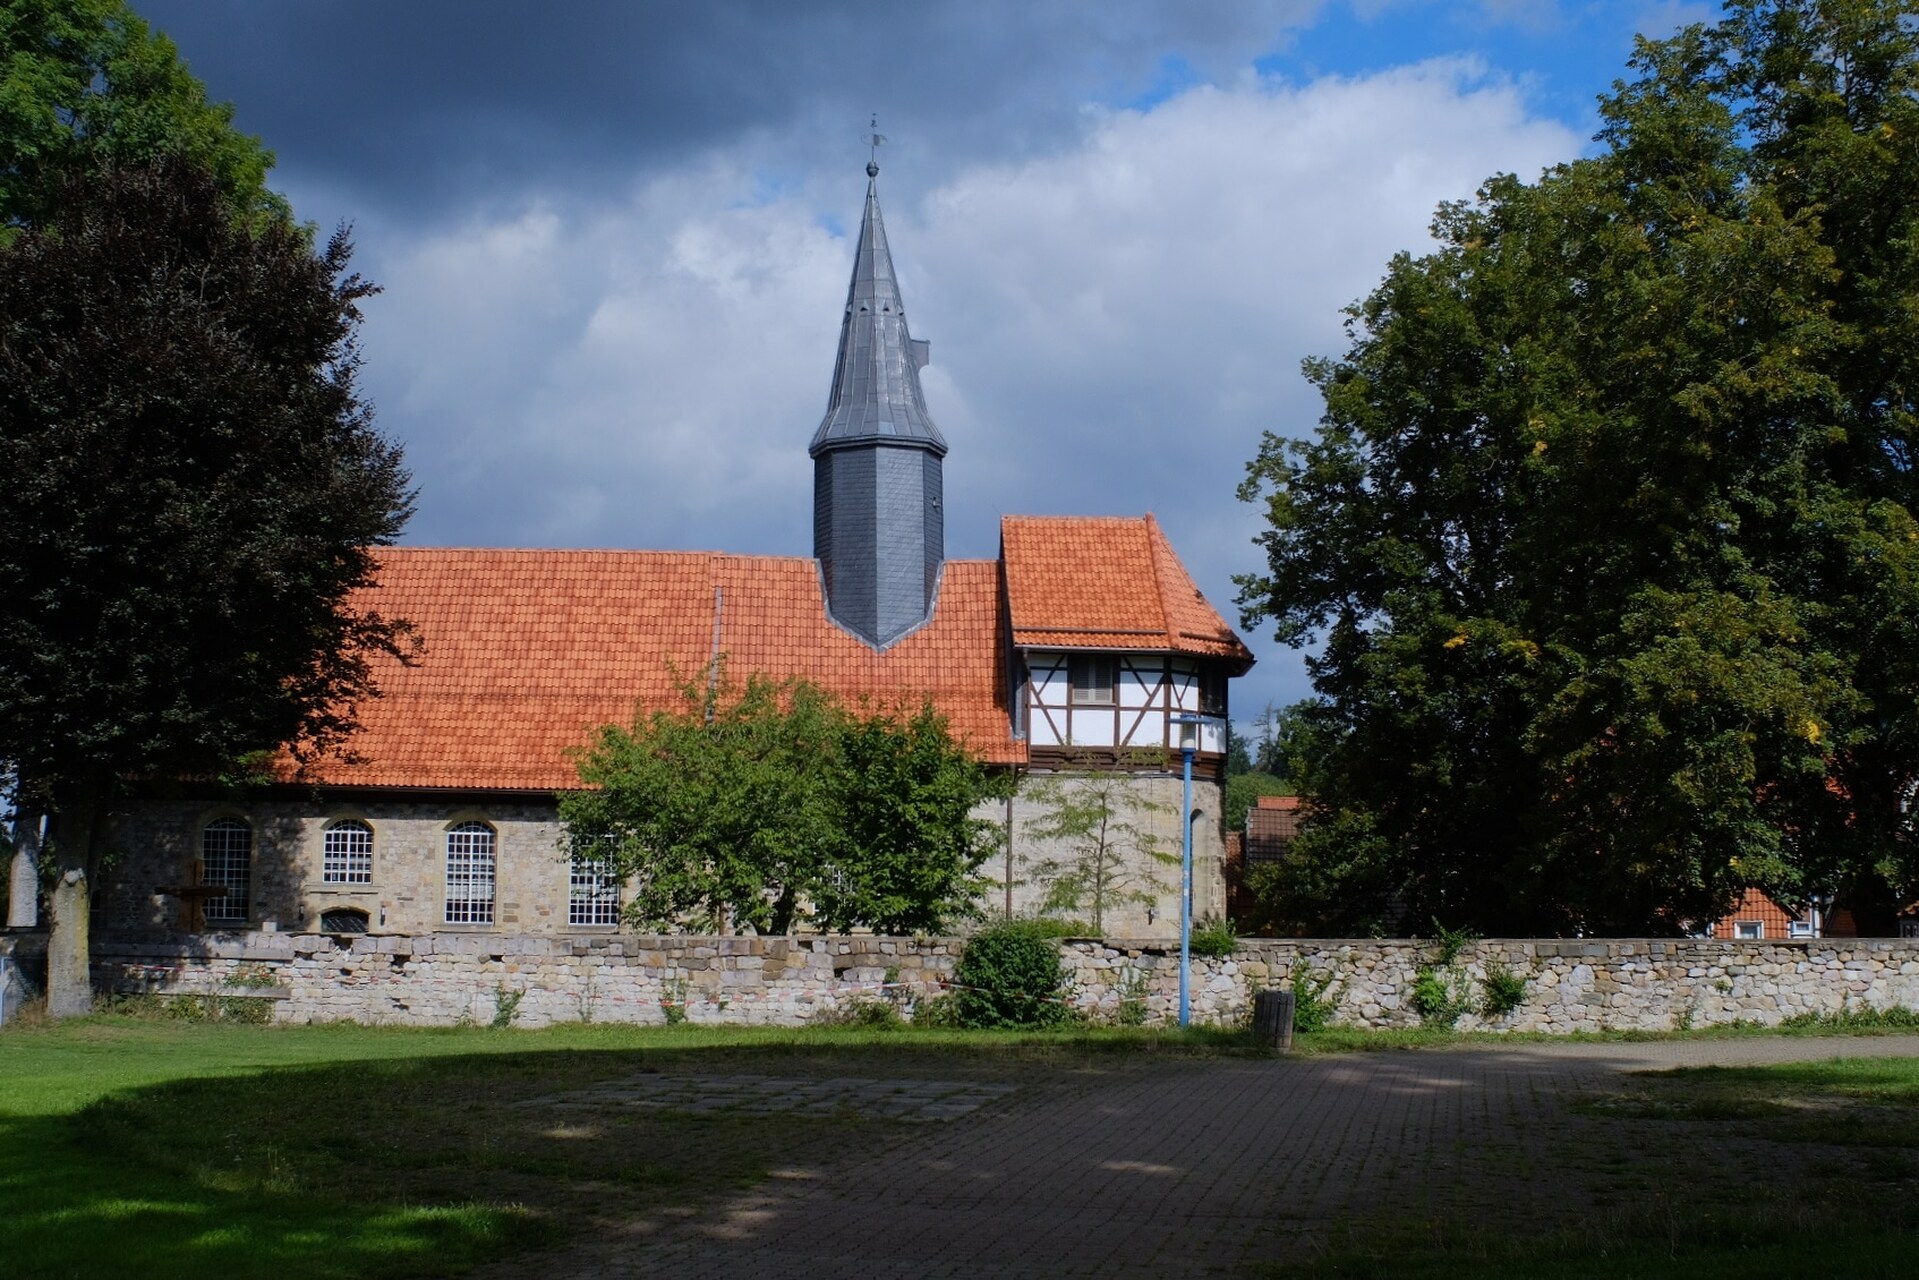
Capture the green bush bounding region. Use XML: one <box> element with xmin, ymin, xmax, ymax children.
<box><xmin>1115</xmin><ymin>964</ymin><xmax>1151</xmax><ymax>1026</ymax></box>
<box><xmin>1020</xmin><ymin>916</ymin><xmax>1092</xmax><ymax>937</ymax></box>
<box><xmin>1187</xmin><ymin>916</ymin><xmax>1238</xmax><ymax>958</ymax></box>
<box><xmin>910</xmin><ymin>992</ymin><xmax>962</xmax><ymax>1027</ymax></box>
<box><xmin>1479</xmin><ymin>957</ymin><xmax>1529</xmax><ymax>1019</ymax></box>
<box><xmin>814</xmin><ymin>997</ymin><xmax>904</xmax><ymax>1029</ymax></box>
<box><xmin>953</xmin><ymin>920</ymin><xmax>1069</xmax><ymax>1028</ymax></box>
<box><xmin>1291</xmin><ymin>968</ymin><xmax>1339</xmax><ymax>1033</ymax></box>
<box><xmin>1411</xmin><ymin>964</ymin><xmax>1475</xmax><ymax>1026</ymax></box>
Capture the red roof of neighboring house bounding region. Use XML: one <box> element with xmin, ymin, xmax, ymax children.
<box><xmin>1000</xmin><ymin>514</ymin><xmax>1253</xmax><ymax>670</ymax></box>
<box><xmin>283</xmin><ymin>515</ymin><xmax>1251</xmax><ymax>794</ymax></box>
<box><xmin>1245</xmin><ymin>796</ymin><xmax>1303</xmax><ymax>863</ymax></box>
<box><xmin>1710</xmin><ymin>887</ymin><xmax>1802</xmax><ymax>941</ymax></box>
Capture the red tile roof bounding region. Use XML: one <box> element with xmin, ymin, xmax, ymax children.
<box><xmin>1000</xmin><ymin>514</ymin><xmax>1252</xmax><ymax>669</ymax></box>
<box><xmin>1710</xmin><ymin>887</ymin><xmax>1803</xmax><ymax>941</ymax></box>
<box><xmin>288</xmin><ymin>549</ymin><xmax>1018</xmax><ymax>791</ymax></box>
<box><xmin>1245</xmin><ymin>798</ymin><xmax>1303</xmax><ymax>863</ymax></box>
<box><xmin>285</xmin><ymin>515</ymin><xmax>1250</xmax><ymax>793</ymax></box>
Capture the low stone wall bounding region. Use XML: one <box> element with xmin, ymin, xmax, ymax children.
<box><xmin>16</xmin><ymin>930</ymin><xmax>1912</xmax><ymax>1031</ymax></box>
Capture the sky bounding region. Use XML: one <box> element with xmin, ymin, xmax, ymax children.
<box><xmin>131</xmin><ymin>0</ymin><xmax>1716</xmax><ymax>729</ymax></box>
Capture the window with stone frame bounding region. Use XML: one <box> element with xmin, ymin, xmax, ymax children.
<box><xmin>320</xmin><ymin>907</ymin><xmax>370</xmax><ymax>934</ymax></box>
<box><xmin>444</xmin><ymin>821</ymin><xmax>496</xmax><ymax>925</ymax></box>
<box><xmin>568</xmin><ymin>850</ymin><xmax>621</xmax><ymax>927</ymax></box>
<box><xmin>322</xmin><ymin>819</ymin><xmax>374</xmax><ymax>884</ymax></box>
<box><xmin>201</xmin><ymin>818</ymin><xmax>252</xmax><ymax>923</ymax></box>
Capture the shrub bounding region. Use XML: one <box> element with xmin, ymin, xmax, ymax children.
<box><xmin>1411</xmin><ymin>964</ymin><xmax>1476</xmax><ymax>1026</ymax></box>
<box><xmin>1291</xmin><ymin>968</ymin><xmax>1339</xmax><ymax>1033</ymax></box>
<box><xmin>911</xmin><ymin>992</ymin><xmax>963</xmax><ymax>1027</ymax></box>
<box><xmin>815</xmin><ymin>997</ymin><xmax>904</xmax><ymax>1029</ymax></box>
<box><xmin>1020</xmin><ymin>916</ymin><xmax>1092</xmax><ymax>938</ymax></box>
<box><xmin>1187</xmin><ymin>916</ymin><xmax>1238</xmax><ymax>958</ymax></box>
<box><xmin>1115</xmin><ymin>964</ymin><xmax>1151</xmax><ymax>1026</ymax></box>
<box><xmin>1413</xmin><ymin>919</ymin><xmax>1481</xmax><ymax>1027</ymax></box>
<box><xmin>953</xmin><ymin>920</ymin><xmax>1069</xmax><ymax>1028</ymax></box>
<box><xmin>1479</xmin><ymin>957</ymin><xmax>1529</xmax><ymax>1019</ymax></box>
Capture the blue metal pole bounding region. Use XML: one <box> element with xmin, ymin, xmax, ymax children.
<box><xmin>1179</xmin><ymin>739</ymin><xmax>1194</xmax><ymax>1028</ymax></box>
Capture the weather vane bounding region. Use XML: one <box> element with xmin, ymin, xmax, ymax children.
<box><xmin>868</xmin><ymin>115</ymin><xmax>886</xmax><ymax>176</ymax></box>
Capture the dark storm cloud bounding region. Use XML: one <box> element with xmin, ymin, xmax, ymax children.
<box><xmin>130</xmin><ymin>0</ymin><xmax>1318</xmax><ymax>220</ymax></box>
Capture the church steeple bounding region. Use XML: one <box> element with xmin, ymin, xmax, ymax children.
<box><xmin>811</xmin><ymin>159</ymin><xmax>946</xmax><ymax>649</ymax></box>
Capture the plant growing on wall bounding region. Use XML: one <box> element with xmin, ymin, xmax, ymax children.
<box><xmin>1020</xmin><ymin>767</ymin><xmax>1177</xmax><ymax>936</ymax></box>
<box><xmin>1411</xmin><ymin>920</ymin><xmax>1479</xmax><ymax>1027</ymax></box>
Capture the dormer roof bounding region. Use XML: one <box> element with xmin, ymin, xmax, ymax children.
<box><xmin>1000</xmin><ymin>513</ymin><xmax>1254</xmax><ymax>671</ymax></box>
<box><xmin>809</xmin><ymin>171</ymin><xmax>947</xmax><ymax>457</ymax></box>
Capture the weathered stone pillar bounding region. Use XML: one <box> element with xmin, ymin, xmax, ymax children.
<box><xmin>7</xmin><ymin>811</ymin><xmax>41</xmax><ymax>928</ymax></box>
<box><xmin>46</xmin><ymin>861</ymin><xmax>91</xmax><ymax>1016</ymax></box>
<box><xmin>45</xmin><ymin>804</ymin><xmax>95</xmax><ymax>1018</ymax></box>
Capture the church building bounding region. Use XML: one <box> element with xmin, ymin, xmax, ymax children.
<box><xmin>102</xmin><ymin>162</ymin><xmax>1253</xmax><ymax>941</ymax></box>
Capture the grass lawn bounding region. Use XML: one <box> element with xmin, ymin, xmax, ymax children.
<box><xmin>0</xmin><ymin>1015</ymin><xmax>1242</xmax><ymax>1279</ymax></box>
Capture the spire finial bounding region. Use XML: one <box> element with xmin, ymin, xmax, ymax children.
<box><xmin>867</xmin><ymin>115</ymin><xmax>885</xmax><ymax>178</ymax></box>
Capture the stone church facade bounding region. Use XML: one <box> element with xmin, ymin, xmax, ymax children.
<box><xmin>88</xmin><ymin>162</ymin><xmax>1254</xmax><ymax>943</ymax></box>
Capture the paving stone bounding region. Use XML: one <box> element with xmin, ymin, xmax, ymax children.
<box><xmin>481</xmin><ymin>1035</ymin><xmax>1919</xmax><ymax>1279</ymax></box>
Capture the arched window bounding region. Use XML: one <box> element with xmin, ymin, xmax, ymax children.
<box><xmin>322</xmin><ymin>819</ymin><xmax>374</xmax><ymax>884</ymax></box>
<box><xmin>444</xmin><ymin>821</ymin><xmax>496</xmax><ymax>925</ymax></box>
<box><xmin>201</xmin><ymin>819</ymin><xmax>252</xmax><ymax>924</ymax></box>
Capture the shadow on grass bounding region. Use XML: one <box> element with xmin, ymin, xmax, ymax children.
<box><xmin>0</xmin><ymin>1104</ymin><xmax>553</xmax><ymax>1279</ymax></box>
<box><xmin>0</xmin><ymin>1023</ymin><xmax>1253</xmax><ymax>1280</ymax></box>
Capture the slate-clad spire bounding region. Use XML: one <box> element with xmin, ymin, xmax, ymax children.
<box><xmin>812</xmin><ymin>161</ymin><xmax>946</xmax><ymax>649</ymax></box>
<box><xmin>809</xmin><ymin>166</ymin><xmax>947</xmax><ymax>454</ymax></box>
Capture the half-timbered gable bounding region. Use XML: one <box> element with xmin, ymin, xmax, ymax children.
<box><xmin>1001</xmin><ymin>514</ymin><xmax>1251</xmax><ymax>770</ymax></box>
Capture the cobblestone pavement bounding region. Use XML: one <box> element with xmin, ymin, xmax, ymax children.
<box><xmin>483</xmin><ymin>1035</ymin><xmax>1919</xmax><ymax>1279</ymax></box>
<box><xmin>517</xmin><ymin>1073</ymin><xmax>1019</xmax><ymax>1121</ymax></box>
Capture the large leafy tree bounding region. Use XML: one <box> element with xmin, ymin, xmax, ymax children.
<box><xmin>562</xmin><ymin>675</ymin><xmax>1007</xmax><ymax>935</ymax></box>
<box><xmin>0</xmin><ymin>159</ymin><xmax>414</xmax><ymax>1013</ymax></box>
<box><xmin>1237</xmin><ymin>0</ymin><xmax>1919</xmax><ymax>936</ymax></box>
<box><xmin>1</xmin><ymin>0</ymin><xmax>288</xmax><ymax>236</ymax></box>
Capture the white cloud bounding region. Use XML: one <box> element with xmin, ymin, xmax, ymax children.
<box><xmin>353</xmin><ymin>58</ymin><xmax>1579</xmax><ymax>714</ymax></box>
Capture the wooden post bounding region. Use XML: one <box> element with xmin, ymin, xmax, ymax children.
<box><xmin>1253</xmin><ymin>988</ymin><xmax>1295</xmax><ymax>1052</ymax></box>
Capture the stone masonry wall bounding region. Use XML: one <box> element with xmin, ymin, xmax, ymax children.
<box><xmin>103</xmin><ymin>774</ymin><xmax>1227</xmax><ymax>944</ymax></box>
<box><xmin>44</xmin><ymin>931</ymin><xmax>1919</xmax><ymax>1031</ymax></box>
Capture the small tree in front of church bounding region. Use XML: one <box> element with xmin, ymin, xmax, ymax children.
<box><xmin>562</xmin><ymin>673</ymin><xmax>1006</xmax><ymax>935</ymax></box>
<box><xmin>1020</xmin><ymin>767</ymin><xmax>1178</xmax><ymax>935</ymax></box>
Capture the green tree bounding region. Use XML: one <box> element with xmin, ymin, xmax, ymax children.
<box><xmin>821</xmin><ymin>702</ymin><xmax>1009</xmax><ymax>933</ymax></box>
<box><xmin>1</xmin><ymin>0</ymin><xmax>288</xmax><ymax>237</ymax></box>
<box><xmin>1020</xmin><ymin>767</ymin><xmax>1177</xmax><ymax>934</ymax></box>
<box><xmin>1236</xmin><ymin>0</ymin><xmax>1919</xmax><ymax>936</ymax></box>
<box><xmin>562</xmin><ymin>674</ymin><xmax>1005</xmax><ymax>935</ymax></box>
<box><xmin>0</xmin><ymin>159</ymin><xmax>414</xmax><ymax>1014</ymax></box>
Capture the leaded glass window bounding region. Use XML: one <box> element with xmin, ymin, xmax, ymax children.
<box><xmin>444</xmin><ymin>821</ymin><xmax>496</xmax><ymax>925</ymax></box>
<box><xmin>322</xmin><ymin>819</ymin><xmax>374</xmax><ymax>884</ymax></box>
<box><xmin>201</xmin><ymin>819</ymin><xmax>252</xmax><ymax>924</ymax></box>
<box><xmin>568</xmin><ymin>852</ymin><xmax>620</xmax><ymax>927</ymax></box>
